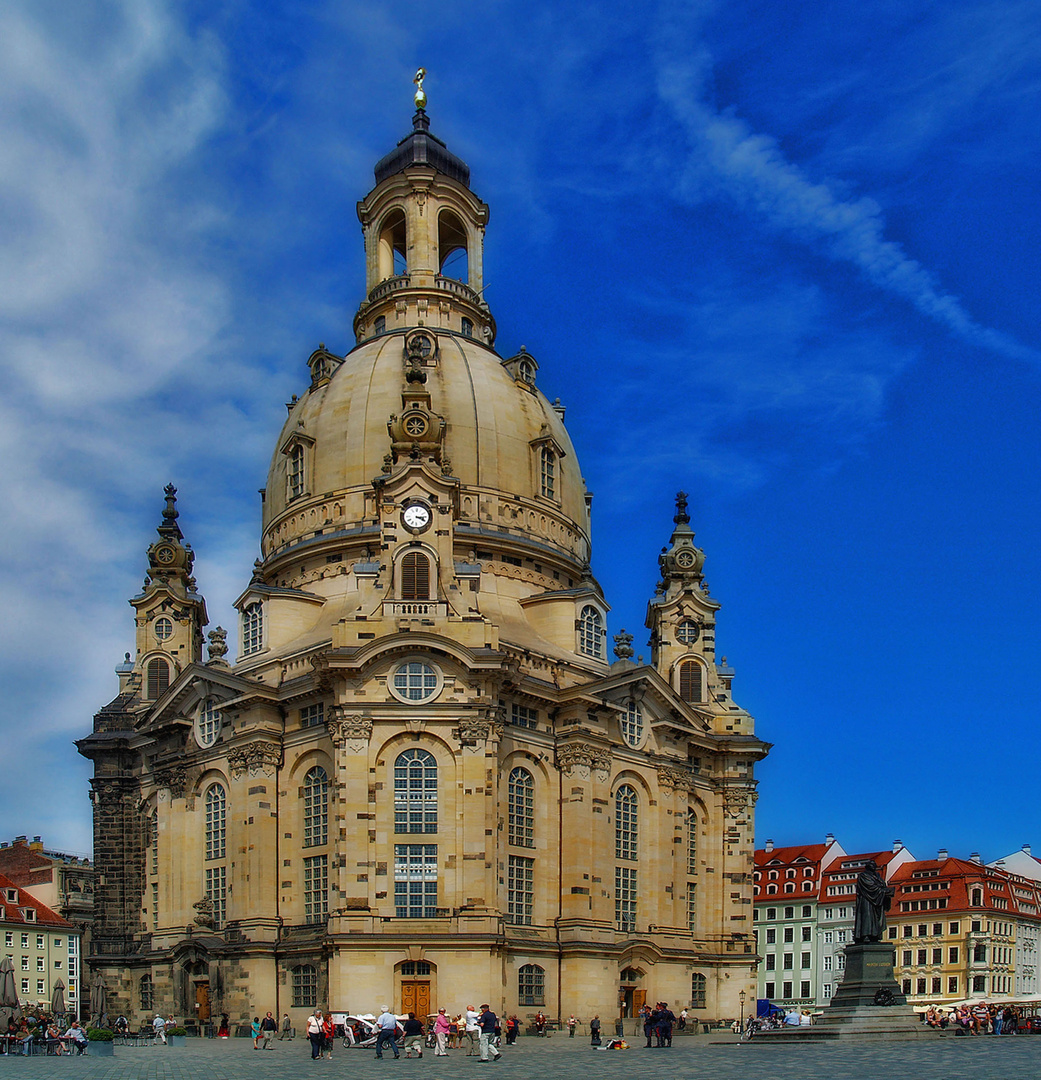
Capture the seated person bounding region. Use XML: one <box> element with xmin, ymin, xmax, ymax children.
<box><xmin>45</xmin><ymin>1023</ymin><xmax>64</xmax><ymax>1054</ymax></box>
<box><xmin>63</xmin><ymin>1022</ymin><xmax>89</xmax><ymax>1055</ymax></box>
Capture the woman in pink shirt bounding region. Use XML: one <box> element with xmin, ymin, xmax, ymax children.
<box><xmin>433</xmin><ymin>1008</ymin><xmax>451</xmax><ymax>1056</ymax></box>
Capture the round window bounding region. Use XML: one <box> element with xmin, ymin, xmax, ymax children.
<box><xmin>676</xmin><ymin>620</ymin><xmax>700</xmax><ymax>645</ymax></box>
<box><xmin>154</xmin><ymin>617</ymin><xmax>174</xmax><ymax>642</ymax></box>
<box><xmin>389</xmin><ymin>660</ymin><xmax>442</xmax><ymax>704</ymax></box>
<box><xmin>196</xmin><ymin>698</ymin><xmax>222</xmax><ymax>748</ymax></box>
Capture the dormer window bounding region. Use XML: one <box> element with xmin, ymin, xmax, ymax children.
<box><xmin>577</xmin><ymin>605</ymin><xmax>604</xmax><ymax>659</ymax></box>
<box><xmin>22</xmin><ymin>908</ymin><xmax>35</xmax><ymax>922</ymax></box>
<box><xmin>540</xmin><ymin>446</ymin><xmax>556</xmax><ymax>499</ymax></box>
<box><xmin>288</xmin><ymin>445</ymin><xmax>304</xmax><ymax>500</ymax></box>
<box><xmin>519</xmin><ymin>359</ymin><xmax>535</xmax><ymax>384</ymax></box>
<box><xmin>242</xmin><ymin>601</ymin><xmax>263</xmax><ymax>656</ymax></box>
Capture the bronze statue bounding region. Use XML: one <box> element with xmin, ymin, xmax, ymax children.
<box><xmin>853</xmin><ymin>860</ymin><xmax>894</xmax><ymax>942</ymax></box>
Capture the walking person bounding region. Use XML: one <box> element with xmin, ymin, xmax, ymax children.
<box><xmin>478</xmin><ymin>1004</ymin><xmax>501</xmax><ymax>1062</ymax></box>
<box><xmin>305</xmin><ymin>1009</ymin><xmax>324</xmax><ymax>1060</ymax></box>
<box><xmin>590</xmin><ymin>1015</ymin><xmax>601</xmax><ymax>1047</ymax></box>
<box><xmin>251</xmin><ymin>1017</ymin><xmax>262</xmax><ymax>1049</ymax></box>
<box><xmin>279</xmin><ymin>1013</ymin><xmax>292</xmax><ymax>1040</ymax></box>
<box><xmin>153</xmin><ymin>1014</ymin><xmax>167</xmax><ymax>1044</ymax></box>
<box><xmin>433</xmin><ymin>1008</ymin><xmax>450</xmax><ymax>1056</ymax></box>
<box><xmin>374</xmin><ymin>1006</ymin><xmax>400</xmax><ymax>1060</ymax></box>
<box><xmin>567</xmin><ymin>1014</ymin><xmax>577</xmax><ymax>1038</ymax></box>
<box><xmin>402</xmin><ymin>1013</ymin><xmax>424</xmax><ymax>1058</ymax></box>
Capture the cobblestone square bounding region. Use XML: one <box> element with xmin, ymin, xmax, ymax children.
<box><xmin>5</xmin><ymin>1033</ymin><xmax>1041</xmax><ymax>1080</ymax></box>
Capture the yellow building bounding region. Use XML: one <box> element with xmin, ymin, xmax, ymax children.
<box><xmin>79</xmin><ymin>94</ymin><xmax>768</xmax><ymax>1032</ymax></box>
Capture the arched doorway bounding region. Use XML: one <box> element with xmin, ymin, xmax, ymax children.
<box><xmin>398</xmin><ymin>960</ymin><xmax>432</xmax><ymax>1018</ymax></box>
<box><xmin>619</xmin><ymin>966</ymin><xmax>645</xmax><ymax>1019</ymax></box>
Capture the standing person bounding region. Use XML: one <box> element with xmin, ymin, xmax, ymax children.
<box><xmin>567</xmin><ymin>1014</ymin><xmax>577</xmax><ymax>1038</ymax></box>
<box><xmin>153</xmin><ymin>1013</ymin><xmax>167</xmax><ymax>1044</ymax></box>
<box><xmin>534</xmin><ymin>1010</ymin><xmax>546</xmax><ymax>1036</ymax></box>
<box><xmin>657</xmin><ymin>1003</ymin><xmax>675</xmax><ymax>1047</ymax></box>
<box><xmin>321</xmin><ymin>1011</ymin><xmax>334</xmax><ymax>1058</ymax></box>
<box><xmin>505</xmin><ymin>1016</ymin><xmax>519</xmax><ymax>1045</ymax></box>
<box><xmin>217</xmin><ymin>1013</ymin><xmax>230</xmax><ymax>1038</ymax></box>
<box><xmin>464</xmin><ymin>1005</ymin><xmax>480</xmax><ymax>1055</ymax></box>
<box><xmin>375</xmin><ymin>1006</ymin><xmax>400</xmax><ymax>1060</ymax></box>
<box><xmin>279</xmin><ymin>1013</ymin><xmax>292</xmax><ymax>1040</ymax></box>
<box><xmin>251</xmin><ymin>1017</ymin><xmax>262</xmax><ymax>1049</ymax></box>
<box><xmin>433</xmin><ymin>1008</ymin><xmax>450</xmax><ymax>1056</ymax></box>
<box><xmin>478</xmin><ymin>1004</ymin><xmax>501</xmax><ymax>1062</ymax></box>
<box><xmin>678</xmin><ymin>1007</ymin><xmax>687</xmax><ymax>1031</ymax></box>
<box><xmin>260</xmin><ymin>1011</ymin><xmax>277</xmax><ymax>1048</ymax></box>
<box><xmin>402</xmin><ymin>1013</ymin><xmax>424</xmax><ymax>1058</ymax></box>
<box><xmin>305</xmin><ymin>1008</ymin><xmax>324</xmax><ymax>1060</ymax></box>
<box><xmin>590</xmin><ymin>1015</ymin><xmax>601</xmax><ymax>1047</ymax></box>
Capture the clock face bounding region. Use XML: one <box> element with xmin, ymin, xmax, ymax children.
<box><xmin>402</xmin><ymin>504</ymin><xmax>431</xmax><ymax>531</ymax></box>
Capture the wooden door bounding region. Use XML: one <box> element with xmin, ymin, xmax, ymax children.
<box><xmin>195</xmin><ymin>983</ymin><xmax>211</xmax><ymax>1022</ymax></box>
<box><xmin>401</xmin><ymin>981</ymin><xmax>430</xmax><ymax>1017</ymax></box>
<box><xmin>633</xmin><ymin>988</ymin><xmax>646</xmax><ymax>1014</ymax></box>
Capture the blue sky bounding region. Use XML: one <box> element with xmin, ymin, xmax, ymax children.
<box><xmin>1</xmin><ymin>0</ymin><xmax>1039</xmax><ymax>865</ymax></box>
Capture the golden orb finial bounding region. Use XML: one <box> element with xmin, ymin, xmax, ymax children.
<box><xmin>413</xmin><ymin>67</ymin><xmax>427</xmax><ymax>111</ymax></box>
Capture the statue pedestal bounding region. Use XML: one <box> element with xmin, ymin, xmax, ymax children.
<box><xmin>815</xmin><ymin>942</ymin><xmax>933</xmax><ymax>1039</ymax></box>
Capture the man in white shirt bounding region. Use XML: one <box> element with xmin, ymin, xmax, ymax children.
<box><xmin>152</xmin><ymin>1015</ymin><xmax>166</xmax><ymax>1044</ymax></box>
<box><xmin>464</xmin><ymin>1005</ymin><xmax>480</xmax><ymax>1056</ymax></box>
<box><xmin>375</xmin><ymin>1007</ymin><xmax>400</xmax><ymax>1060</ymax></box>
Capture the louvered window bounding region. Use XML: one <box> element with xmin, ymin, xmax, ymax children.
<box><xmin>401</xmin><ymin>553</ymin><xmax>430</xmax><ymax>600</ymax></box>
<box><xmin>146</xmin><ymin>657</ymin><xmax>170</xmax><ymax>699</ymax></box>
<box><xmin>679</xmin><ymin>660</ymin><xmax>703</xmax><ymax>703</ymax></box>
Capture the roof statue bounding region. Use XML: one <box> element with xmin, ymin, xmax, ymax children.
<box><xmin>413</xmin><ymin>67</ymin><xmax>427</xmax><ymax>111</ymax></box>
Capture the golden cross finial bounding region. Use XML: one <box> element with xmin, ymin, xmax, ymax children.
<box><xmin>413</xmin><ymin>68</ymin><xmax>427</xmax><ymax>111</ymax></box>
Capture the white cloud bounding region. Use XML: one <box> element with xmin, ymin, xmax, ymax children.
<box><xmin>651</xmin><ymin>39</ymin><xmax>1041</xmax><ymax>365</ymax></box>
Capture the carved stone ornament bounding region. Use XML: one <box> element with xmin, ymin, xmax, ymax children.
<box><xmin>656</xmin><ymin>765</ymin><xmax>694</xmax><ymax>792</ymax></box>
<box><xmin>722</xmin><ymin>786</ymin><xmax>758</xmax><ymax>818</ymax></box>
<box><xmin>155</xmin><ymin>765</ymin><xmax>191</xmax><ymax>800</ymax></box>
<box><xmin>556</xmin><ymin>744</ymin><xmax>593</xmax><ymax>778</ymax></box>
<box><xmin>206</xmin><ymin>627</ymin><xmax>229</xmax><ymax>664</ymax></box>
<box><xmin>328</xmin><ymin>710</ymin><xmax>373</xmax><ymax>752</ymax></box>
<box><xmin>192</xmin><ymin>896</ymin><xmax>215</xmax><ymax>928</ymax></box>
<box><xmin>453</xmin><ymin>715</ymin><xmax>503</xmax><ymax>747</ymax></box>
<box><xmin>589</xmin><ymin>747</ymin><xmax>612</xmax><ymax>782</ymax></box>
<box><xmin>228</xmin><ymin>740</ymin><xmax>281</xmax><ymax>778</ymax></box>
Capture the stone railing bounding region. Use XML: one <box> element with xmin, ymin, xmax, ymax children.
<box><xmin>368</xmin><ymin>274</ymin><xmax>411</xmax><ymax>302</ymax></box>
<box><xmin>383</xmin><ymin>600</ymin><xmax>447</xmax><ymax>618</ymax></box>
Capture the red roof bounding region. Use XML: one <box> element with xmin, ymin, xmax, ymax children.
<box><xmin>0</xmin><ymin>872</ymin><xmax>71</xmax><ymax>928</ymax></box>
<box><xmin>887</xmin><ymin>857</ymin><xmax>1041</xmax><ymax>921</ymax></box>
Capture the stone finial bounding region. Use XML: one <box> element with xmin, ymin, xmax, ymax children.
<box><xmin>674</xmin><ymin>491</ymin><xmax>690</xmax><ymax>526</ymax></box>
<box><xmin>163</xmin><ymin>484</ymin><xmax>178</xmax><ymax>523</ymax></box>
<box><xmin>613</xmin><ymin>629</ymin><xmax>634</xmax><ymax>661</ymax></box>
<box><xmin>207</xmin><ymin>627</ymin><xmax>229</xmax><ymax>664</ymax></box>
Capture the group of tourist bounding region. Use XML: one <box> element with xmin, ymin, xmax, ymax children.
<box><xmin>2</xmin><ymin>1014</ymin><xmax>88</xmax><ymax>1055</ymax></box>
<box><xmin>927</xmin><ymin>1003</ymin><xmax>1026</xmax><ymax>1034</ymax></box>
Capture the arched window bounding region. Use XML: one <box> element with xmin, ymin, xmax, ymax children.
<box><xmin>394</xmin><ymin>749</ymin><xmax>437</xmax><ymax>833</ymax></box>
<box><xmin>288</xmin><ymin>444</ymin><xmax>305</xmax><ymax>500</ymax></box>
<box><xmin>508</xmin><ymin>768</ymin><xmax>534</xmax><ymax>848</ymax></box>
<box><xmin>146</xmin><ymin>657</ymin><xmax>170</xmax><ymax>700</ymax></box>
<box><xmin>691</xmin><ymin>972</ymin><xmax>707</xmax><ymax>1009</ymax></box>
<box><xmin>303</xmin><ymin>767</ymin><xmax>328</xmax><ymax>848</ymax></box>
<box><xmin>679</xmin><ymin>660</ymin><xmax>703</xmax><ymax>703</ymax></box>
<box><xmin>519</xmin><ymin>359</ymin><xmax>536</xmax><ymax>384</ymax></box>
<box><xmin>767</xmin><ymin>884</ymin><xmax>777</xmax><ymax>895</ymax></box>
<box><xmin>518</xmin><ymin>964</ymin><xmax>545</xmax><ymax>1006</ymax></box>
<box><xmin>242</xmin><ymin>601</ymin><xmax>263</xmax><ymax>655</ymax></box>
<box><xmin>204</xmin><ymin>783</ymin><xmax>227</xmax><ymax>929</ymax></box>
<box><xmin>378</xmin><ymin>209</ymin><xmax>407</xmax><ymax>280</ymax></box>
<box><xmin>687</xmin><ymin>809</ymin><xmax>697</xmax><ymax>876</ymax></box>
<box><xmin>400</xmin><ymin>961</ymin><xmax>431</xmax><ymax>976</ymax></box>
<box><xmin>374</xmin><ymin>315</ymin><xmax>386</xmax><ymax>336</ymax></box>
<box><xmin>460</xmin><ymin>317</ymin><xmax>473</xmax><ymax>338</ymax></box>
<box><xmin>540</xmin><ymin>446</ymin><xmax>556</xmax><ymax>499</ymax></box>
<box><xmin>400</xmin><ymin>552</ymin><xmax>431</xmax><ymax>600</ymax></box>
<box><xmin>578</xmin><ymin>605</ymin><xmax>603</xmax><ymax>659</ymax></box>
<box><xmin>197</xmin><ymin>699</ymin><xmax>222</xmax><ymax>748</ymax></box>
<box><xmin>205</xmin><ymin>785</ymin><xmax>226</xmax><ymax>860</ymax></box>
<box><xmin>139</xmin><ymin>974</ymin><xmax>152</xmax><ymax>1013</ymax></box>
<box><xmin>615</xmin><ymin>785</ymin><xmax>638</xmax><ymax>860</ymax></box>
<box><xmin>291</xmin><ymin>964</ymin><xmax>318</xmax><ymax>1008</ymax></box>
<box><xmin>621</xmin><ymin>701</ymin><xmax>643</xmax><ymax>747</ymax></box>
<box><xmin>437</xmin><ymin>210</ymin><xmax>468</xmax><ymax>282</ymax></box>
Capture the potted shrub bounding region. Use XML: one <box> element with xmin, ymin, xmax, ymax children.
<box><xmin>86</xmin><ymin>1029</ymin><xmax>115</xmax><ymax>1056</ymax></box>
<box><xmin>167</xmin><ymin>1026</ymin><xmax>188</xmax><ymax>1047</ymax></box>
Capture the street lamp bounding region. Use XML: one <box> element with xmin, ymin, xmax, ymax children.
<box><xmin>739</xmin><ymin>990</ymin><xmax>746</xmax><ymax>1033</ymax></box>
